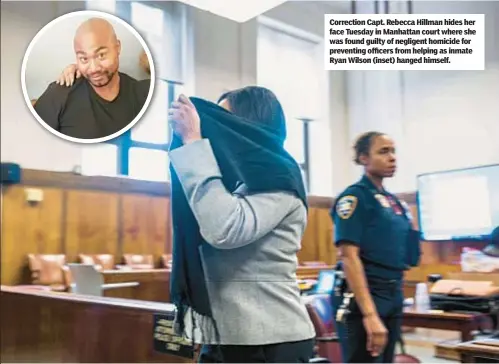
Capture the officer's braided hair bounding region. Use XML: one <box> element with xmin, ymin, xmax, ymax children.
<box><xmin>353</xmin><ymin>131</ymin><xmax>385</xmax><ymax>165</ymax></box>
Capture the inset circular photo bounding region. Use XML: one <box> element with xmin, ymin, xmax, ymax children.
<box><xmin>21</xmin><ymin>10</ymin><xmax>155</xmax><ymax>143</ymax></box>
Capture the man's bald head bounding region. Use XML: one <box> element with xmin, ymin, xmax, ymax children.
<box><xmin>73</xmin><ymin>17</ymin><xmax>121</xmax><ymax>88</ymax></box>
<box><xmin>74</xmin><ymin>18</ymin><xmax>118</xmax><ymax>47</ymax></box>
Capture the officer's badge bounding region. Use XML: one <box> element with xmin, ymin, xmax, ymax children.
<box><xmin>374</xmin><ymin>194</ymin><xmax>390</xmax><ymax>208</ymax></box>
<box><xmin>336</xmin><ymin>195</ymin><xmax>358</xmax><ymax>219</ymax></box>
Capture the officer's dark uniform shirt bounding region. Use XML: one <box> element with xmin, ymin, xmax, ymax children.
<box><xmin>332</xmin><ymin>175</ymin><xmax>415</xmax><ymax>280</ymax></box>
<box><xmin>34</xmin><ymin>72</ymin><xmax>149</xmax><ymax>139</ymax></box>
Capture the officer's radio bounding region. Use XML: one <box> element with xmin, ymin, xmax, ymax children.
<box><xmin>333</xmin><ymin>261</ymin><xmax>347</xmax><ymax>297</ymax></box>
<box><xmin>333</xmin><ymin>261</ymin><xmax>353</xmax><ymax>323</ymax></box>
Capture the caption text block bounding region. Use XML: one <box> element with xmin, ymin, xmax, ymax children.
<box><xmin>324</xmin><ymin>14</ymin><xmax>485</xmax><ymax>71</ymax></box>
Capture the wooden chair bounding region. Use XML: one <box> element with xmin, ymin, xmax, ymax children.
<box><xmin>79</xmin><ymin>254</ymin><xmax>115</xmax><ymax>271</ymax></box>
<box><xmin>26</xmin><ymin>254</ymin><xmax>70</xmax><ymax>291</ymax></box>
<box><xmin>304</xmin><ymin>294</ymin><xmax>342</xmax><ymax>363</ymax></box>
<box><xmin>122</xmin><ymin>254</ymin><xmax>154</xmax><ymax>270</ymax></box>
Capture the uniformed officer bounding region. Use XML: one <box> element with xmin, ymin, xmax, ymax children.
<box><xmin>483</xmin><ymin>226</ymin><xmax>499</xmax><ymax>257</ymax></box>
<box><xmin>330</xmin><ymin>131</ymin><xmax>420</xmax><ymax>363</ymax></box>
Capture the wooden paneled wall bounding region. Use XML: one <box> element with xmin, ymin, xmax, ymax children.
<box><xmin>1</xmin><ymin>170</ymin><xmax>172</xmax><ymax>285</ymax></box>
<box><xmin>303</xmin><ymin>194</ymin><xmax>488</xmax><ymax>282</ymax></box>
<box><xmin>0</xmin><ymin>169</ymin><xmax>487</xmax><ymax>285</ymax></box>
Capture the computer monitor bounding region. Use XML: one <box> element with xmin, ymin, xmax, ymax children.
<box><xmin>417</xmin><ymin>164</ymin><xmax>499</xmax><ymax>241</ymax></box>
<box><xmin>314</xmin><ymin>270</ymin><xmax>336</xmax><ymax>295</ymax></box>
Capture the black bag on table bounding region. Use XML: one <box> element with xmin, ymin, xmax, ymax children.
<box><xmin>430</xmin><ymin>292</ymin><xmax>499</xmax><ymax>314</ymax></box>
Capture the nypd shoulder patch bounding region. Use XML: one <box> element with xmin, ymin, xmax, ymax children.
<box><xmin>336</xmin><ymin>195</ymin><xmax>358</xmax><ymax>219</ymax></box>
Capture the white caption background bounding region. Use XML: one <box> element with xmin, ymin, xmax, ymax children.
<box><xmin>324</xmin><ymin>14</ymin><xmax>485</xmax><ymax>71</ymax></box>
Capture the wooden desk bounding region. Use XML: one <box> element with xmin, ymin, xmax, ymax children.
<box><xmin>0</xmin><ymin>285</ymin><xmax>189</xmax><ymax>363</ymax></box>
<box><xmin>102</xmin><ymin>269</ymin><xmax>170</xmax><ymax>302</ymax></box>
<box><xmin>456</xmin><ymin>338</ymin><xmax>499</xmax><ymax>363</ymax></box>
<box><xmin>403</xmin><ymin>308</ymin><xmax>489</xmax><ymax>342</ymax></box>
<box><xmin>403</xmin><ymin>308</ymin><xmax>491</xmax><ymax>360</ymax></box>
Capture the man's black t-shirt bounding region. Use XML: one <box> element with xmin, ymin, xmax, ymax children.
<box><xmin>34</xmin><ymin>72</ymin><xmax>150</xmax><ymax>139</ymax></box>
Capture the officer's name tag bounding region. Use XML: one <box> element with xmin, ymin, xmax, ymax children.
<box><xmin>153</xmin><ymin>313</ymin><xmax>194</xmax><ymax>359</ymax></box>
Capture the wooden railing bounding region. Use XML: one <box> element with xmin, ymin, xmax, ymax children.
<box><xmin>0</xmin><ymin>286</ymin><xmax>189</xmax><ymax>363</ymax></box>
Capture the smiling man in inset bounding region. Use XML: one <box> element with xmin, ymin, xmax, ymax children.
<box><xmin>34</xmin><ymin>17</ymin><xmax>150</xmax><ymax>140</ymax></box>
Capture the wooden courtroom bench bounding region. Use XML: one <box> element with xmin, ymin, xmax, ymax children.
<box><xmin>101</xmin><ymin>267</ymin><xmax>327</xmax><ymax>301</ymax></box>
<box><xmin>0</xmin><ymin>285</ymin><xmax>190</xmax><ymax>363</ymax></box>
<box><xmin>102</xmin><ymin>268</ymin><xmax>171</xmax><ymax>302</ymax></box>
<box><xmin>455</xmin><ymin>338</ymin><xmax>499</xmax><ymax>363</ymax></box>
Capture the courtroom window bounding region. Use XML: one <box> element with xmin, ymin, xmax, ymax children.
<box><xmin>131</xmin><ymin>2</ymin><xmax>165</xmax><ymax>70</ymax></box>
<box><xmin>131</xmin><ymin>2</ymin><xmax>163</xmax><ymax>37</ymax></box>
<box><xmin>129</xmin><ymin>148</ymin><xmax>170</xmax><ymax>182</ymax></box>
<box><xmin>257</xmin><ymin>19</ymin><xmax>324</xmax><ymax>192</ymax></box>
<box><xmin>80</xmin><ymin>0</ymin><xmax>186</xmax><ymax>182</ymax></box>
<box><xmin>80</xmin><ymin>81</ymin><xmax>178</xmax><ymax>180</ymax></box>
<box><xmin>81</xmin><ymin>144</ymin><xmax>118</xmax><ymax>177</ymax></box>
<box><xmin>132</xmin><ymin>79</ymin><xmax>170</xmax><ymax>144</ymax></box>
